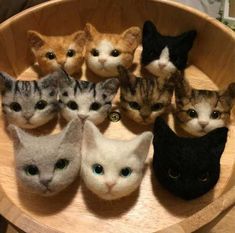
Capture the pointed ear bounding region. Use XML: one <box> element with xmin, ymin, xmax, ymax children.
<box><xmin>59</xmin><ymin>118</ymin><xmax>83</xmax><ymax>146</ymax></box>
<box><xmin>39</xmin><ymin>70</ymin><xmax>64</xmax><ymax>89</ymax></box>
<box><xmin>132</xmin><ymin>132</ymin><xmax>153</xmax><ymax>163</ymax></box>
<box><xmin>143</xmin><ymin>20</ymin><xmax>158</xmax><ymax>37</ymax></box>
<box><xmin>27</xmin><ymin>30</ymin><xmax>45</xmax><ymax>51</ymax></box>
<box><xmin>72</xmin><ymin>30</ymin><xmax>86</xmax><ymax>48</ymax></box>
<box><xmin>117</xmin><ymin>65</ymin><xmax>136</xmax><ymax>93</ymax></box>
<box><xmin>121</xmin><ymin>26</ymin><xmax>141</xmax><ymax>50</ymax></box>
<box><xmin>101</xmin><ymin>78</ymin><xmax>119</xmax><ymax>97</ymax></box>
<box><xmin>0</xmin><ymin>72</ymin><xmax>14</xmax><ymax>92</ymax></box>
<box><xmin>220</xmin><ymin>82</ymin><xmax>235</xmax><ymax>106</ymax></box>
<box><xmin>178</xmin><ymin>30</ymin><xmax>197</xmax><ymax>51</ymax></box>
<box><xmin>84</xmin><ymin>23</ymin><xmax>99</xmax><ymax>41</ymax></box>
<box><xmin>53</xmin><ymin>68</ymin><xmax>74</xmax><ymax>88</ymax></box>
<box><xmin>82</xmin><ymin>120</ymin><xmax>101</xmax><ymax>152</ymax></box>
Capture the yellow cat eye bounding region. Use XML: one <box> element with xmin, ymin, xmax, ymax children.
<box><xmin>45</xmin><ymin>52</ymin><xmax>56</xmax><ymax>60</ymax></box>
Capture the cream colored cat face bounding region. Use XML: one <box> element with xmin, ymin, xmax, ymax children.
<box><xmin>28</xmin><ymin>30</ymin><xmax>86</xmax><ymax>75</ymax></box>
<box><xmin>84</xmin><ymin>23</ymin><xmax>141</xmax><ymax>77</ymax></box>
<box><xmin>81</xmin><ymin>121</ymin><xmax>152</xmax><ymax>200</ymax></box>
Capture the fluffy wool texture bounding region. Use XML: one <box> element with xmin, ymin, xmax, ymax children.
<box><xmin>81</xmin><ymin>120</ymin><xmax>152</xmax><ymax>200</ymax></box>
<box><xmin>27</xmin><ymin>30</ymin><xmax>86</xmax><ymax>75</ymax></box>
<box><xmin>141</xmin><ymin>20</ymin><xmax>197</xmax><ymax>79</ymax></box>
<box><xmin>152</xmin><ymin>117</ymin><xmax>228</xmax><ymax>200</ymax></box>
<box><xmin>84</xmin><ymin>23</ymin><xmax>141</xmax><ymax>77</ymax></box>
<box><xmin>58</xmin><ymin>70</ymin><xmax>119</xmax><ymax>125</ymax></box>
<box><xmin>118</xmin><ymin>65</ymin><xmax>174</xmax><ymax>124</ymax></box>
<box><xmin>0</xmin><ymin>71</ymin><xmax>59</xmax><ymax>129</ymax></box>
<box><xmin>8</xmin><ymin>118</ymin><xmax>82</xmax><ymax>196</ymax></box>
<box><xmin>174</xmin><ymin>72</ymin><xmax>235</xmax><ymax>136</ymax></box>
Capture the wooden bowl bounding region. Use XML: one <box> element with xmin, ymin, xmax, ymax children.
<box><xmin>0</xmin><ymin>0</ymin><xmax>235</xmax><ymax>232</ymax></box>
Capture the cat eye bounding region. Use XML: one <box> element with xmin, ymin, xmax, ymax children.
<box><xmin>55</xmin><ymin>159</ymin><xmax>69</xmax><ymax>170</ymax></box>
<box><xmin>90</xmin><ymin>102</ymin><xmax>101</xmax><ymax>111</ymax></box>
<box><xmin>10</xmin><ymin>102</ymin><xmax>22</xmax><ymax>112</ymax></box>
<box><xmin>46</xmin><ymin>52</ymin><xmax>56</xmax><ymax>60</ymax></box>
<box><xmin>63</xmin><ymin>91</ymin><xmax>68</xmax><ymax>97</ymax></box>
<box><xmin>92</xmin><ymin>164</ymin><xmax>104</xmax><ymax>175</ymax></box>
<box><xmin>198</xmin><ymin>172</ymin><xmax>209</xmax><ymax>183</ymax></box>
<box><xmin>67</xmin><ymin>49</ymin><xmax>76</xmax><ymax>57</ymax></box>
<box><xmin>67</xmin><ymin>101</ymin><xmax>78</xmax><ymax>110</ymax></box>
<box><xmin>110</xmin><ymin>49</ymin><xmax>120</xmax><ymax>57</ymax></box>
<box><xmin>168</xmin><ymin>168</ymin><xmax>180</xmax><ymax>180</ymax></box>
<box><xmin>187</xmin><ymin>109</ymin><xmax>198</xmax><ymax>118</ymax></box>
<box><xmin>129</xmin><ymin>101</ymin><xmax>141</xmax><ymax>110</ymax></box>
<box><xmin>24</xmin><ymin>165</ymin><xmax>39</xmax><ymax>176</ymax></box>
<box><xmin>210</xmin><ymin>110</ymin><xmax>221</xmax><ymax>119</ymax></box>
<box><xmin>120</xmin><ymin>167</ymin><xmax>132</xmax><ymax>177</ymax></box>
<box><xmin>91</xmin><ymin>49</ymin><xmax>99</xmax><ymax>57</ymax></box>
<box><xmin>151</xmin><ymin>103</ymin><xmax>164</xmax><ymax>111</ymax></box>
<box><xmin>35</xmin><ymin>100</ymin><xmax>48</xmax><ymax>110</ymax></box>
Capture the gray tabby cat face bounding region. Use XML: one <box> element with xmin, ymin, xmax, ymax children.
<box><xmin>118</xmin><ymin>66</ymin><xmax>174</xmax><ymax>124</ymax></box>
<box><xmin>0</xmin><ymin>72</ymin><xmax>59</xmax><ymax>129</ymax></box>
<box><xmin>174</xmin><ymin>73</ymin><xmax>235</xmax><ymax>136</ymax></box>
<box><xmin>58</xmin><ymin>71</ymin><xmax>119</xmax><ymax>125</ymax></box>
<box><xmin>8</xmin><ymin>119</ymin><xmax>82</xmax><ymax>196</ymax></box>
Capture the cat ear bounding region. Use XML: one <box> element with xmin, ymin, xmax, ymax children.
<box><xmin>0</xmin><ymin>72</ymin><xmax>14</xmax><ymax>92</ymax></box>
<box><xmin>53</xmin><ymin>68</ymin><xmax>74</xmax><ymax>88</ymax></box>
<box><xmin>117</xmin><ymin>65</ymin><xmax>136</xmax><ymax>93</ymax></box>
<box><xmin>72</xmin><ymin>30</ymin><xmax>86</xmax><ymax>48</ymax></box>
<box><xmin>39</xmin><ymin>70</ymin><xmax>63</xmax><ymax>89</ymax></box>
<box><xmin>85</xmin><ymin>23</ymin><xmax>99</xmax><ymax>41</ymax></box>
<box><xmin>27</xmin><ymin>30</ymin><xmax>45</xmax><ymax>51</ymax></box>
<box><xmin>100</xmin><ymin>78</ymin><xmax>119</xmax><ymax>98</ymax></box>
<box><xmin>177</xmin><ymin>30</ymin><xmax>197</xmax><ymax>51</ymax></box>
<box><xmin>220</xmin><ymin>82</ymin><xmax>235</xmax><ymax>106</ymax></box>
<box><xmin>59</xmin><ymin>118</ymin><xmax>83</xmax><ymax>145</ymax></box>
<box><xmin>131</xmin><ymin>131</ymin><xmax>153</xmax><ymax>162</ymax></box>
<box><xmin>121</xmin><ymin>27</ymin><xmax>141</xmax><ymax>50</ymax></box>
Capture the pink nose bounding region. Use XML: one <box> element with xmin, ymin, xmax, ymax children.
<box><xmin>199</xmin><ymin>121</ymin><xmax>209</xmax><ymax>128</ymax></box>
<box><xmin>105</xmin><ymin>182</ymin><xmax>116</xmax><ymax>189</ymax></box>
<box><xmin>99</xmin><ymin>58</ymin><xmax>107</xmax><ymax>64</ymax></box>
<box><xmin>158</xmin><ymin>62</ymin><xmax>166</xmax><ymax>69</ymax></box>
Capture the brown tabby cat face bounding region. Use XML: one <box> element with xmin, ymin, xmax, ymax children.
<box><xmin>118</xmin><ymin>66</ymin><xmax>174</xmax><ymax>125</ymax></box>
<box><xmin>84</xmin><ymin>23</ymin><xmax>141</xmax><ymax>77</ymax></box>
<box><xmin>174</xmin><ymin>73</ymin><xmax>235</xmax><ymax>136</ymax></box>
<box><xmin>28</xmin><ymin>31</ymin><xmax>86</xmax><ymax>75</ymax></box>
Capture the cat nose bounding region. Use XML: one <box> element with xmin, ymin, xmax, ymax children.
<box><xmin>158</xmin><ymin>62</ymin><xmax>166</xmax><ymax>69</ymax></box>
<box><xmin>40</xmin><ymin>178</ymin><xmax>52</xmax><ymax>187</ymax></box>
<box><xmin>78</xmin><ymin>114</ymin><xmax>88</xmax><ymax>120</ymax></box>
<box><xmin>105</xmin><ymin>181</ymin><xmax>116</xmax><ymax>189</ymax></box>
<box><xmin>99</xmin><ymin>58</ymin><xmax>107</xmax><ymax>64</ymax></box>
<box><xmin>199</xmin><ymin>121</ymin><xmax>209</xmax><ymax>128</ymax></box>
<box><xmin>24</xmin><ymin>112</ymin><xmax>34</xmax><ymax>120</ymax></box>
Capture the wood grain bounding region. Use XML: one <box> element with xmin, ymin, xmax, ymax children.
<box><xmin>0</xmin><ymin>0</ymin><xmax>234</xmax><ymax>232</ymax></box>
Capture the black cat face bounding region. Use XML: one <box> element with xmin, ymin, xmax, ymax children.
<box><xmin>141</xmin><ymin>21</ymin><xmax>197</xmax><ymax>76</ymax></box>
<box><xmin>152</xmin><ymin>117</ymin><xmax>228</xmax><ymax>200</ymax></box>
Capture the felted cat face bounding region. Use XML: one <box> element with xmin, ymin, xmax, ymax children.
<box><xmin>58</xmin><ymin>70</ymin><xmax>119</xmax><ymax>125</ymax></box>
<box><xmin>81</xmin><ymin>121</ymin><xmax>152</xmax><ymax>200</ymax></box>
<box><xmin>9</xmin><ymin>119</ymin><xmax>82</xmax><ymax>196</ymax></box>
<box><xmin>0</xmin><ymin>72</ymin><xmax>59</xmax><ymax>129</ymax></box>
<box><xmin>152</xmin><ymin>117</ymin><xmax>228</xmax><ymax>200</ymax></box>
<box><xmin>28</xmin><ymin>30</ymin><xmax>86</xmax><ymax>75</ymax></box>
<box><xmin>85</xmin><ymin>23</ymin><xmax>141</xmax><ymax>77</ymax></box>
<box><xmin>141</xmin><ymin>21</ymin><xmax>196</xmax><ymax>78</ymax></box>
<box><xmin>118</xmin><ymin>66</ymin><xmax>174</xmax><ymax>124</ymax></box>
<box><xmin>174</xmin><ymin>73</ymin><xmax>235</xmax><ymax>136</ymax></box>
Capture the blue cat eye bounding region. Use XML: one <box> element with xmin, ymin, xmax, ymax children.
<box><xmin>92</xmin><ymin>164</ymin><xmax>104</xmax><ymax>175</ymax></box>
<box><xmin>24</xmin><ymin>165</ymin><xmax>39</xmax><ymax>176</ymax></box>
<box><xmin>120</xmin><ymin>167</ymin><xmax>132</xmax><ymax>177</ymax></box>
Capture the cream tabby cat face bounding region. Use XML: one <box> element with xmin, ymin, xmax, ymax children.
<box><xmin>174</xmin><ymin>73</ymin><xmax>235</xmax><ymax>136</ymax></box>
<box><xmin>28</xmin><ymin>30</ymin><xmax>86</xmax><ymax>75</ymax></box>
<box><xmin>81</xmin><ymin>121</ymin><xmax>152</xmax><ymax>200</ymax></box>
<box><xmin>9</xmin><ymin>119</ymin><xmax>82</xmax><ymax>196</ymax></box>
<box><xmin>85</xmin><ymin>23</ymin><xmax>141</xmax><ymax>77</ymax></box>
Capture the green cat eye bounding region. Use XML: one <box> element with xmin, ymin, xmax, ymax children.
<box><xmin>67</xmin><ymin>101</ymin><xmax>78</xmax><ymax>110</ymax></box>
<box><xmin>92</xmin><ymin>164</ymin><xmax>104</xmax><ymax>175</ymax></box>
<box><xmin>91</xmin><ymin>49</ymin><xmax>99</xmax><ymax>57</ymax></box>
<box><xmin>168</xmin><ymin>168</ymin><xmax>180</xmax><ymax>180</ymax></box>
<box><xmin>210</xmin><ymin>110</ymin><xmax>221</xmax><ymax>119</ymax></box>
<box><xmin>129</xmin><ymin>101</ymin><xmax>141</xmax><ymax>110</ymax></box>
<box><xmin>46</xmin><ymin>52</ymin><xmax>56</xmax><ymax>60</ymax></box>
<box><xmin>67</xmin><ymin>49</ymin><xmax>76</xmax><ymax>57</ymax></box>
<box><xmin>110</xmin><ymin>49</ymin><xmax>120</xmax><ymax>57</ymax></box>
<box><xmin>55</xmin><ymin>159</ymin><xmax>69</xmax><ymax>170</ymax></box>
<box><xmin>151</xmin><ymin>103</ymin><xmax>164</xmax><ymax>111</ymax></box>
<box><xmin>120</xmin><ymin>167</ymin><xmax>132</xmax><ymax>177</ymax></box>
<box><xmin>25</xmin><ymin>165</ymin><xmax>39</xmax><ymax>176</ymax></box>
<box><xmin>10</xmin><ymin>102</ymin><xmax>22</xmax><ymax>112</ymax></box>
<box><xmin>90</xmin><ymin>102</ymin><xmax>101</xmax><ymax>111</ymax></box>
<box><xmin>187</xmin><ymin>109</ymin><xmax>198</xmax><ymax>118</ymax></box>
<box><xmin>35</xmin><ymin>100</ymin><xmax>48</xmax><ymax>110</ymax></box>
<box><xmin>198</xmin><ymin>172</ymin><xmax>209</xmax><ymax>183</ymax></box>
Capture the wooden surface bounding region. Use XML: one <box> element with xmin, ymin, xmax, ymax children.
<box><xmin>0</xmin><ymin>0</ymin><xmax>234</xmax><ymax>232</ymax></box>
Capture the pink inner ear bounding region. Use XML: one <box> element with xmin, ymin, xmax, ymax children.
<box><xmin>29</xmin><ymin>34</ymin><xmax>45</xmax><ymax>50</ymax></box>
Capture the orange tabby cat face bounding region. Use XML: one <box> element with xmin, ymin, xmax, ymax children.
<box><xmin>28</xmin><ymin>30</ymin><xmax>86</xmax><ymax>75</ymax></box>
<box><xmin>85</xmin><ymin>23</ymin><xmax>141</xmax><ymax>77</ymax></box>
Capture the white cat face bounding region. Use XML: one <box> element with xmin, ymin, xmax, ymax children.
<box><xmin>86</xmin><ymin>40</ymin><xmax>122</xmax><ymax>77</ymax></box>
<box><xmin>145</xmin><ymin>47</ymin><xmax>177</xmax><ymax>78</ymax></box>
<box><xmin>81</xmin><ymin>121</ymin><xmax>152</xmax><ymax>200</ymax></box>
<box><xmin>9</xmin><ymin>119</ymin><xmax>82</xmax><ymax>196</ymax></box>
<box><xmin>181</xmin><ymin>101</ymin><xmax>226</xmax><ymax>136</ymax></box>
